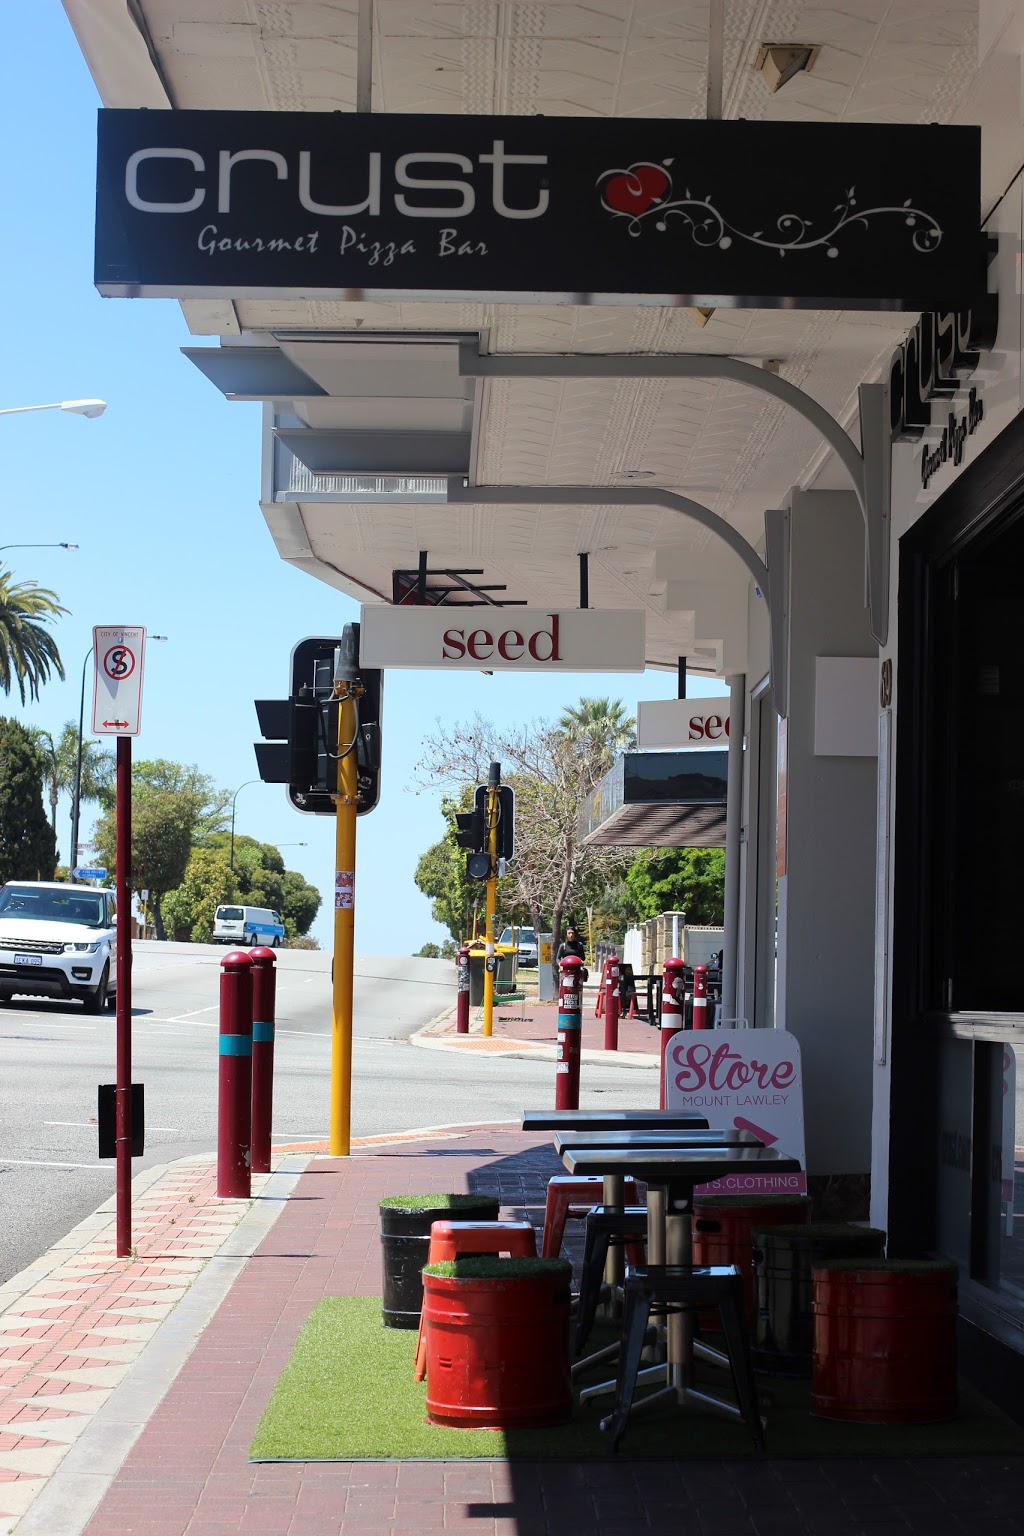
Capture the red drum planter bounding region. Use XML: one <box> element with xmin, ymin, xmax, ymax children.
<box><xmin>812</xmin><ymin>1260</ymin><xmax>958</xmax><ymax>1423</ymax></box>
<box><xmin>422</xmin><ymin>1257</ymin><xmax>572</xmax><ymax>1429</ymax></box>
<box><xmin>692</xmin><ymin>1194</ymin><xmax>812</xmax><ymax>1325</ymax></box>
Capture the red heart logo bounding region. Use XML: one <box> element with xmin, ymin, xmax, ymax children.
<box><xmin>603</xmin><ymin>164</ymin><xmax>670</xmax><ymax>217</ymax></box>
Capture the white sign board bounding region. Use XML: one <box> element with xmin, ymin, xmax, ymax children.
<box><xmin>359</xmin><ymin>606</ymin><xmax>646</xmax><ymax>672</ymax></box>
<box><xmin>92</xmin><ymin>626</ymin><xmax>146</xmax><ymax>736</ymax></box>
<box><xmin>637</xmin><ymin>697</ymin><xmax>731</xmax><ymax>749</ymax></box>
<box><xmin>665</xmin><ymin>1029</ymin><xmax>807</xmax><ymax>1195</ymax></box>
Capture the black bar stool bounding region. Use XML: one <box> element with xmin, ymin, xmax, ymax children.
<box><xmin>575</xmin><ymin>1206</ymin><xmax>648</xmax><ymax>1353</ymax></box>
<box><xmin>607</xmin><ymin>1264</ymin><xmax>764</xmax><ymax>1452</ymax></box>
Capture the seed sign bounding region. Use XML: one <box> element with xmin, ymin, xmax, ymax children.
<box><xmin>358</xmin><ymin>606</ymin><xmax>645</xmax><ymax>672</ymax></box>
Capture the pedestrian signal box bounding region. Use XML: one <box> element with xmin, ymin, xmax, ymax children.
<box><xmin>254</xmin><ymin>631</ymin><xmax>383</xmax><ymax>816</ymax></box>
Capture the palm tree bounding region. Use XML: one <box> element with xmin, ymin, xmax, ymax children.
<box><xmin>0</xmin><ymin>569</ymin><xmax>67</xmax><ymax>703</ymax></box>
<box><xmin>30</xmin><ymin>723</ymin><xmax>114</xmax><ymax>846</ymax></box>
<box><xmin>557</xmin><ymin>696</ymin><xmax>636</xmax><ymax>771</ymax></box>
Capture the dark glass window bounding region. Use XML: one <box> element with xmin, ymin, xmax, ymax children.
<box><xmin>928</xmin><ymin>511</ymin><xmax>1024</xmax><ymax>1011</ymax></box>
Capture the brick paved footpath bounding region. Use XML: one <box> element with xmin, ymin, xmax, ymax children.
<box><xmin>50</xmin><ymin>1128</ymin><xmax>1024</xmax><ymax>1536</ymax></box>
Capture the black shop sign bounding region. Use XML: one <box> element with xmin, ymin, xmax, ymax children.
<box><xmin>94</xmin><ymin>110</ymin><xmax>985</xmax><ymax>311</ymax></box>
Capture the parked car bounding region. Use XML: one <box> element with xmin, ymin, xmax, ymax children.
<box><xmin>498</xmin><ymin>925</ymin><xmax>538</xmax><ymax>967</ymax></box>
<box><xmin>0</xmin><ymin>881</ymin><xmax>117</xmax><ymax>1012</ymax></box>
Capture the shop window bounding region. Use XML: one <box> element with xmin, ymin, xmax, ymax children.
<box><xmin>927</xmin><ymin>511</ymin><xmax>1024</xmax><ymax>1012</ymax></box>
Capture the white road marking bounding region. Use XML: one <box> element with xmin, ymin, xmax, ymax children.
<box><xmin>0</xmin><ymin>1020</ymin><xmax>96</xmax><ymax>1031</ymax></box>
<box><xmin>42</xmin><ymin>1121</ymin><xmax>183</xmax><ymax>1134</ymax></box>
<box><xmin>0</xmin><ymin>1159</ymin><xmax>114</xmax><ymax>1172</ymax></box>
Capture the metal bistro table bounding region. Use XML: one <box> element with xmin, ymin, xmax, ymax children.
<box><xmin>522</xmin><ymin>1111</ymin><xmax>710</xmax><ymax>1133</ymax></box>
<box><xmin>523</xmin><ymin>1110</ymin><xmax>710</xmax><ymax>1222</ymax></box>
<box><xmin>552</xmin><ymin>1130</ymin><xmax>765</xmax><ymax>1386</ymax></box>
<box><xmin>563</xmin><ymin>1144</ymin><xmax>802</xmax><ymax>1429</ymax></box>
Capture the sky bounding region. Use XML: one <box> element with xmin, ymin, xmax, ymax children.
<box><xmin>1</xmin><ymin>4</ymin><xmax>720</xmax><ymax>955</ymax></box>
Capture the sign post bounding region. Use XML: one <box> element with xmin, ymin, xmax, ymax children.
<box><xmin>92</xmin><ymin>626</ymin><xmax>146</xmax><ymax>1258</ymax></box>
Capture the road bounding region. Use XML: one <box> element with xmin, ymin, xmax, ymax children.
<box><xmin>0</xmin><ymin>941</ymin><xmax>652</xmax><ymax>1284</ymax></box>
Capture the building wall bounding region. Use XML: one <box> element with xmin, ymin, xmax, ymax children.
<box><xmin>777</xmin><ymin>489</ymin><xmax>878</xmax><ymax>1177</ymax></box>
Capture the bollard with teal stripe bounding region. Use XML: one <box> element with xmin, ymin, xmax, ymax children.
<box><xmin>218</xmin><ymin>950</ymin><xmax>253</xmax><ymax>1198</ymax></box>
<box><xmin>249</xmin><ymin>947</ymin><xmax>277</xmax><ymax>1174</ymax></box>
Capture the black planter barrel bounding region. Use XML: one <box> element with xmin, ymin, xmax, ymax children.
<box><xmin>752</xmin><ymin>1222</ymin><xmax>886</xmax><ymax>1376</ymax></box>
<box><xmin>379</xmin><ymin>1194</ymin><xmax>501</xmax><ymax>1328</ymax></box>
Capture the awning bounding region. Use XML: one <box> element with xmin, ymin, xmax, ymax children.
<box><xmin>580</xmin><ymin>750</ymin><xmax>728</xmax><ymax>849</ymax></box>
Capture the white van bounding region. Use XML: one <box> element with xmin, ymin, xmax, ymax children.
<box><xmin>213</xmin><ymin>905</ymin><xmax>285</xmax><ymax>948</ymax></box>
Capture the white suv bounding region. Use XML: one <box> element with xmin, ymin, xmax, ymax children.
<box><xmin>0</xmin><ymin>881</ymin><xmax>117</xmax><ymax>1012</ymax></box>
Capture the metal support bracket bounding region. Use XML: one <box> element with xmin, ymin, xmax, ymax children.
<box><xmin>445</xmin><ymin>478</ymin><xmax>791</xmax><ymax>715</ymax></box>
<box><xmin>459</xmin><ymin>344</ymin><xmax>891</xmax><ymax>649</ymax></box>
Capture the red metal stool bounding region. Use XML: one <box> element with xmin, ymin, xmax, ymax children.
<box><xmin>542</xmin><ymin>1175</ymin><xmax>641</xmax><ymax>1259</ymax></box>
<box><xmin>413</xmin><ymin>1218</ymin><xmax>537</xmax><ymax>1381</ymax></box>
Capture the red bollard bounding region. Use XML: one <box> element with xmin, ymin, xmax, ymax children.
<box><xmin>555</xmin><ymin>956</ymin><xmax>584</xmax><ymax>1110</ymax></box>
<box><xmin>456</xmin><ymin>944</ymin><xmax>471</xmax><ymax>1034</ymax></box>
<box><xmin>693</xmin><ymin>964</ymin><xmax>710</xmax><ymax>1029</ymax></box>
<box><xmin>218</xmin><ymin>950</ymin><xmax>253</xmax><ymax>1198</ymax></box>
<box><xmin>603</xmin><ymin>958</ymin><xmax>620</xmax><ymax>1052</ymax></box>
<box><xmin>659</xmin><ymin>957</ymin><xmax>686</xmax><ymax>1109</ymax></box>
<box><xmin>249</xmin><ymin>947</ymin><xmax>277</xmax><ymax>1175</ymax></box>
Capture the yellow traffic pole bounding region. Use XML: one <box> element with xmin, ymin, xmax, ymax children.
<box><xmin>330</xmin><ymin>635</ymin><xmax>362</xmax><ymax>1157</ymax></box>
<box><xmin>481</xmin><ymin>765</ymin><xmax>500</xmax><ymax>1038</ymax></box>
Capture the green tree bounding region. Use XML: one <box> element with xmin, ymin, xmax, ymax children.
<box><xmin>415</xmin><ymin>942</ymin><xmax>441</xmax><ymax>958</ymax></box>
<box><xmin>413</xmin><ymin>791</ymin><xmax>481</xmax><ymax>943</ymax></box>
<box><xmin>0</xmin><ymin>569</ymin><xmax>67</xmax><ymax>704</ymax></box>
<box><xmin>32</xmin><ymin>723</ymin><xmax>114</xmax><ymax>841</ymax></box>
<box><xmin>107</xmin><ymin>759</ymin><xmax>231</xmax><ymax>835</ymax></box>
<box><xmin>416</xmin><ymin>714</ymin><xmax>616</xmax><ymax>961</ymax></box>
<box><xmin>280</xmin><ymin>867</ymin><xmax>320</xmax><ymax>938</ymax></box>
<box><xmin>624</xmin><ymin>847</ymin><xmax>726</xmax><ymax>925</ymax></box>
<box><xmin>0</xmin><ymin>718</ymin><xmax>56</xmax><ymax>882</ymax></box>
<box><xmin>164</xmin><ymin>848</ymin><xmax>239</xmax><ymax>943</ymax></box>
<box><xmin>170</xmin><ymin>834</ymin><xmax>321</xmax><ymax>943</ymax></box>
<box><xmin>94</xmin><ymin>789</ymin><xmax>197</xmax><ymax>940</ymax></box>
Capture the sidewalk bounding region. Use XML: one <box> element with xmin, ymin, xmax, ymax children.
<box><xmin>413</xmin><ymin>994</ymin><xmax>661</xmax><ymax>1068</ymax></box>
<box><xmin>6</xmin><ymin>1127</ymin><xmax>1024</xmax><ymax>1536</ymax></box>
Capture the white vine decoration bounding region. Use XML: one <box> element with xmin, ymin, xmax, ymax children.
<box><xmin>596</xmin><ymin>159</ymin><xmax>943</xmax><ymax>259</ymax></box>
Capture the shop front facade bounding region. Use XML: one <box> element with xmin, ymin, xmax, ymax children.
<box><xmin>874</xmin><ymin>162</ymin><xmax>1024</xmax><ymax>1390</ymax></box>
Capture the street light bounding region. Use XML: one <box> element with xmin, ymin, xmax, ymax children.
<box><xmin>0</xmin><ymin>543</ymin><xmax>79</xmax><ymax>554</ymax></box>
<box><xmin>70</xmin><ymin>635</ymin><xmax>168</xmax><ymax>869</ymax></box>
<box><xmin>0</xmin><ymin>399</ymin><xmax>107</xmax><ymax>419</ymax></box>
<box><xmin>229</xmin><ymin>781</ymin><xmax>261</xmax><ymax>870</ymax></box>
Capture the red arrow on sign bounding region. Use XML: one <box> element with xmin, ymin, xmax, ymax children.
<box><xmin>103</xmin><ymin>719</ymin><xmax>130</xmax><ymax>728</ymax></box>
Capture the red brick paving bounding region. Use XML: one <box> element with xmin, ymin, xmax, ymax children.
<box><xmin>74</xmin><ymin>1130</ymin><xmax>1024</xmax><ymax>1536</ymax></box>
<box><xmin>429</xmin><ymin>997</ymin><xmax>661</xmax><ymax>1057</ymax></box>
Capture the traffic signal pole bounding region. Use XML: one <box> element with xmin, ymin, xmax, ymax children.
<box><xmin>481</xmin><ymin>763</ymin><xmax>500</xmax><ymax>1039</ymax></box>
<box><xmin>330</xmin><ymin>631</ymin><xmax>363</xmax><ymax>1157</ymax></box>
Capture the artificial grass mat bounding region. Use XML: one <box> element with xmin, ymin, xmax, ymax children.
<box><xmin>249</xmin><ymin>1297</ymin><xmax>1024</xmax><ymax>1462</ymax></box>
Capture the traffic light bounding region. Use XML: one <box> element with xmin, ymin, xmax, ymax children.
<box><xmin>454</xmin><ymin>807</ymin><xmax>486</xmax><ymax>849</ymax></box>
<box><xmin>253</xmin><ymin>629</ymin><xmax>383</xmax><ymax>816</ymax></box>
<box><xmin>455</xmin><ymin>782</ymin><xmax>515</xmax><ymax>881</ymax></box>
<box><xmin>475</xmin><ymin>783</ymin><xmax>515</xmax><ymax>861</ymax></box>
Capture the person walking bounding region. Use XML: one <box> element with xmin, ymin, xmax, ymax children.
<box><xmin>556</xmin><ymin>924</ymin><xmax>587</xmax><ymax>965</ymax></box>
